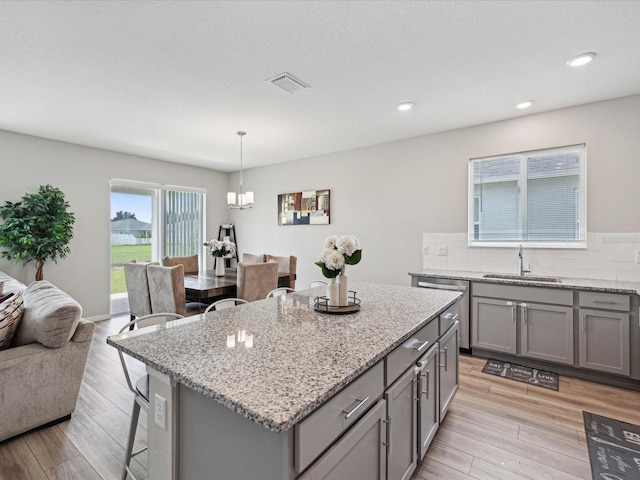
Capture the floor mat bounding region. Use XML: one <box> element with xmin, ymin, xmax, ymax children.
<box><xmin>584</xmin><ymin>411</ymin><xmax>640</xmax><ymax>479</ymax></box>
<box><xmin>481</xmin><ymin>358</ymin><xmax>558</xmax><ymax>391</ymax></box>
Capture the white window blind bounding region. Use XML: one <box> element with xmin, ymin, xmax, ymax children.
<box><xmin>468</xmin><ymin>145</ymin><xmax>586</xmax><ymax>248</ymax></box>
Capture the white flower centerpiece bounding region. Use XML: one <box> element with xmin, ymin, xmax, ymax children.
<box><xmin>315</xmin><ymin>235</ymin><xmax>362</xmax><ymax>307</ymax></box>
<box><xmin>204</xmin><ymin>239</ymin><xmax>236</xmax><ymax>276</ymax></box>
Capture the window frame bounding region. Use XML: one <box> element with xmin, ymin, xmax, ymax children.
<box><xmin>467</xmin><ymin>144</ymin><xmax>587</xmax><ymax>249</ymax></box>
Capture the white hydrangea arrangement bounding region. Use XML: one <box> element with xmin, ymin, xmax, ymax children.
<box><xmin>204</xmin><ymin>239</ymin><xmax>236</xmax><ymax>258</ymax></box>
<box><xmin>315</xmin><ymin>234</ymin><xmax>362</xmax><ymax>278</ymax></box>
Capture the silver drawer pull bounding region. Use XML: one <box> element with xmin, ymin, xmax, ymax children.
<box><xmin>343</xmin><ymin>396</ymin><xmax>370</xmax><ymax>419</ymax></box>
<box><xmin>414</xmin><ymin>339</ymin><xmax>430</xmax><ymax>352</ymax></box>
<box><xmin>593</xmin><ymin>300</ymin><xmax>617</xmax><ymax>304</ymax></box>
<box><xmin>443</xmin><ymin>313</ymin><xmax>459</xmax><ymax>321</ymax></box>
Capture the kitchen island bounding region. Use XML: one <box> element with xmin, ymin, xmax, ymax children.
<box><xmin>107</xmin><ymin>282</ymin><xmax>461</xmax><ymax>479</ymax></box>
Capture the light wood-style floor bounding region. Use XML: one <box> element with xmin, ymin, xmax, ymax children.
<box><xmin>2</xmin><ymin>316</ymin><xmax>640</xmax><ymax>480</ymax></box>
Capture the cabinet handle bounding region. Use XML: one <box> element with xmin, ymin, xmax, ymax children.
<box><xmin>443</xmin><ymin>313</ymin><xmax>459</xmax><ymax>321</ymax></box>
<box><xmin>343</xmin><ymin>396</ymin><xmax>370</xmax><ymax>419</ymax></box>
<box><xmin>593</xmin><ymin>299</ymin><xmax>617</xmax><ymax>304</ymax></box>
<box><xmin>521</xmin><ymin>303</ymin><xmax>528</xmax><ymax>324</ymax></box>
<box><xmin>507</xmin><ymin>301</ymin><xmax>515</xmax><ymax>323</ymax></box>
<box><xmin>381</xmin><ymin>417</ymin><xmax>390</xmax><ymax>453</ymax></box>
<box><xmin>440</xmin><ymin>347</ymin><xmax>448</xmax><ymax>371</ymax></box>
<box><xmin>423</xmin><ymin>370</ymin><xmax>430</xmax><ymax>399</ymax></box>
<box><xmin>581</xmin><ymin>314</ymin><xmax>585</xmax><ymax>333</ymax></box>
<box><xmin>414</xmin><ymin>339</ymin><xmax>430</xmax><ymax>352</ymax></box>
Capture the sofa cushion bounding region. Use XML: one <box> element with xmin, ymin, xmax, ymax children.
<box><xmin>0</xmin><ymin>292</ymin><xmax>24</xmax><ymax>350</ymax></box>
<box><xmin>12</xmin><ymin>281</ymin><xmax>82</xmax><ymax>349</ymax></box>
<box><xmin>0</xmin><ymin>271</ymin><xmax>27</xmax><ymax>296</ymax></box>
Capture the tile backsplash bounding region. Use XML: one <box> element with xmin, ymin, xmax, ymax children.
<box><xmin>423</xmin><ymin>233</ymin><xmax>640</xmax><ymax>282</ymax></box>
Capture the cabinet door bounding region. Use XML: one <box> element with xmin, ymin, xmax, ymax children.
<box><xmin>300</xmin><ymin>399</ymin><xmax>387</xmax><ymax>480</ymax></box>
<box><xmin>385</xmin><ymin>367</ymin><xmax>417</xmax><ymax>480</ymax></box>
<box><xmin>472</xmin><ymin>297</ymin><xmax>517</xmax><ymax>354</ymax></box>
<box><xmin>579</xmin><ymin>309</ymin><xmax>630</xmax><ymax>376</ymax></box>
<box><xmin>417</xmin><ymin>343</ymin><xmax>439</xmax><ymax>461</ymax></box>
<box><xmin>521</xmin><ymin>302</ymin><xmax>574</xmax><ymax>365</ymax></box>
<box><xmin>439</xmin><ymin>322</ymin><xmax>459</xmax><ymax>421</ymax></box>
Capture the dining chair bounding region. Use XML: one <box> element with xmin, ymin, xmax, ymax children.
<box><xmin>265</xmin><ymin>287</ymin><xmax>296</xmax><ymax>298</ymax></box>
<box><xmin>123</xmin><ymin>261</ymin><xmax>158</xmax><ymax>322</ymax></box>
<box><xmin>117</xmin><ymin>312</ymin><xmax>184</xmax><ymax>480</ymax></box>
<box><xmin>308</xmin><ymin>280</ymin><xmax>328</xmax><ymax>288</ymax></box>
<box><xmin>161</xmin><ymin>254</ymin><xmax>199</xmax><ymax>273</ymax></box>
<box><xmin>241</xmin><ymin>253</ymin><xmax>266</xmax><ymax>264</ymax></box>
<box><xmin>236</xmin><ymin>261</ymin><xmax>279</xmax><ymax>302</ymax></box>
<box><xmin>204</xmin><ymin>298</ymin><xmax>248</xmax><ymax>313</ymax></box>
<box><xmin>147</xmin><ymin>264</ymin><xmax>207</xmax><ymax>316</ymax></box>
<box><xmin>266</xmin><ymin>254</ymin><xmax>297</xmax><ymax>289</ymax></box>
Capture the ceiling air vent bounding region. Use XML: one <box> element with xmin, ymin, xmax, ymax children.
<box><xmin>268</xmin><ymin>72</ymin><xmax>309</xmax><ymax>94</ymax></box>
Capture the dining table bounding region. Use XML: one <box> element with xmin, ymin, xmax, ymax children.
<box><xmin>184</xmin><ymin>269</ymin><xmax>294</xmax><ymax>303</ymax></box>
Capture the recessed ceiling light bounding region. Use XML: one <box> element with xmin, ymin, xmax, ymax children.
<box><xmin>396</xmin><ymin>102</ymin><xmax>414</xmax><ymax>111</ymax></box>
<box><xmin>516</xmin><ymin>101</ymin><xmax>533</xmax><ymax>109</ymax></box>
<box><xmin>567</xmin><ymin>52</ymin><xmax>596</xmax><ymax>67</ymax></box>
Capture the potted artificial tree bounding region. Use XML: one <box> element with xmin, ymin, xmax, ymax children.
<box><xmin>0</xmin><ymin>184</ymin><xmax>75</xmax><ymax>281</ymax></box>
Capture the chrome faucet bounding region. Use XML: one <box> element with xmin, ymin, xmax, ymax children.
<box><xmin>518</xmin><ymin>244</ymin><xmax>531</xmax><ymax>276</ymax></box>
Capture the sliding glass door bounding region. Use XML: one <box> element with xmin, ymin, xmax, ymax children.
<box><xmin>110</xmin><ymin>181</ymin><xmax>205</xmax><ymax>315</ymax></box>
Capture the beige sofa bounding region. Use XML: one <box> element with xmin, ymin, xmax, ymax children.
<box><xmin>0</xmin><ymin>271</ymin><xmax>95</xmax><ymax>442</ymax></box>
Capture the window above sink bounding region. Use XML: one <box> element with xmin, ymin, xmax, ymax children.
<box><xmin>468</xmin><ymin>144</ymin><xmax>587</xmax><ymax>249</ymax></box>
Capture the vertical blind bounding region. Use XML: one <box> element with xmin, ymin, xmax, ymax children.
<box><xmin>469</xmin><ymin>145</ymin><xmax>586</xmax><ymax>246</ymax></box>
<box><xmin>165</xmin><ymin>190</ymin><xmax>203</xmax><ymax>257</ymax></box>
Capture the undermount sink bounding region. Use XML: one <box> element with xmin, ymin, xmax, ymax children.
<box><xmin>482</xmin><ymin>273</ymin><xmax>563</xmax><ymax>283</ymax></box>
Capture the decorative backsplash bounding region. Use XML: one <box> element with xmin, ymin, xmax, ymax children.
<box><xmin>422</xmin><ymin>233</ymin><xmax>640</xmax><ymax>282</ymax></box>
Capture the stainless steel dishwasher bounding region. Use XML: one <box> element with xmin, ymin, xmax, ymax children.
<box><xmin>411</xmin><ymin>276</ymin><xmax>470</xmax><ymax>351</ymax></box>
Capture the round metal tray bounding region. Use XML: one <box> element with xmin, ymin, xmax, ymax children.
<box><xmin>313</xmin><ymin>294</ymin><xmax>361</xmax><ymax>315</ymax></box>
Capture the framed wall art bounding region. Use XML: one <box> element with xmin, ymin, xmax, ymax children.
<box><xmin>278</xmin><ymin>189</ymin><xmax>330</xmax><ymax>225</ymax></box>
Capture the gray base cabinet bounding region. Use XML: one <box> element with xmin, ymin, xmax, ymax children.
<box><xmin>385</xmin><ymin>368</ymin><xmax>417</xmax><ymax>480</ymax></box>
<box><xmin>417</xmin><ymin>343</ymin><xmax>439</xmax><ymax>460</ymax></box>
<box><xmin>472</xmin><ymin>297</ymin><xmax>516</xmax><ymax>354</ymax></box>
<box><xmin>300</xmin><ymin>399</ymin><xmax>388</xmax><ymax>480</ymax></box>
<box><xmin>439</xmin><ymin>322</ymin><xmax>459</xmax><ymax>420</ymax></box>
<box><xmin>579</xmin><ymin>308</ymin><xmax>630</xmax><ymax>376</ymax></box>
<box><xmin>521</xmin><ymin>302</ymin><xmax>573</xmax><ymax>365</ymax></box>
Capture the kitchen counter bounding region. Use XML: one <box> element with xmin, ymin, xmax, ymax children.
<box><xmin>409</xmin><ymin>268</ymin><xmax>640</xmax><ymax>295</ymax></box>
<box><xmin>107</xmin><ymin>282</ymin><xmax>461</xmax><ymax>433</ymax></box>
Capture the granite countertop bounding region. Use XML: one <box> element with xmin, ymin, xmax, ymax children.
<box><xmin>409</xmin><ymin>268</ymin><xmax>640</xmax><ymax>295</ymax></box>
<box><xmin>107</xmin><ymin>282</ymin><xmax>460</xmax><ymax>433</ymax></box>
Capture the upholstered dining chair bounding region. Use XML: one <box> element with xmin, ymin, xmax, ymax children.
<box><xmin>236</xmin><ymin>261</ymin><xmax>279</xmax><ymax>302</ymax></box>
<box><xmin>147</xmin><ymin>264</ymin><xmax>207</xmax><ymax>316</ymax></box>
<box><xmin>265</xmin><ymin>287</ymin><xmax>296</xmax><ymax>298</ymax></box>
<box><xmin>117</xmin><ymin>313</ymin><xmax>184</xmax><ymax>480</ymax></box>
<box><xmin>204</xmin><ymin>298</ymin><xmax>248</xmax><ymax>313</ymax></box>
<box><xmin>123</xmin><ymin>261</ymin><xmax>158</xmax><ymax>321</ymax></box>
<box><xmin>266</xmin><ymin>254</ymin><xmax>297</xmax><ymax>289</ymax></box>
<box><xmin>161</xmin><ymin>254</ymin><xmax>199</xmax><ymax>273</ymax></box>
<box><xmin>241</xmin><ymin>253</ymin><xmax>266</xmax><ymax>264</ymax></box>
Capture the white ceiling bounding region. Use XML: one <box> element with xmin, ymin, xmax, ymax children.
<box><xmin>1</xmin><ymin>1</ymin><xmax>639</xmax><ymax>172</ymax></box>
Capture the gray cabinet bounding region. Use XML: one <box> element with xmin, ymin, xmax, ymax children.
<box><xmin>385</xmin><ymin>367</ymin><xmax>417</xmax><ymax>480</ymax></box>
<box><xmin>439</xmin><ymin>322</ymin><xmax>459</xmax><ymax>420</ymax></box>
<box><xmin>472</xmin><ymin>297</ymin><xmax>517</xmax><ymax>354</ymax></box>
<box><xmin>579</xmin><ymin>308</ymin><xmax>630</xmax><ymax>376</ymax></box>
<box><xmin>520</xmin><ymin>302</ymin><xmax>574</xmax><ymax>366</ymax></box>
<box><xmin>299</xmin><ymin>399</ymin><xmax>388</xmax><ymax>480</ymax></box>
<box><xmin>416</xmin><ymin>343</ymin><xmax>439</xmax><ymax>460</ymax></box>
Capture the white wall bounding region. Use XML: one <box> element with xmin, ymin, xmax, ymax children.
<box><xmin>0</xmin><ymin>130</ymin><xmax>228</xmax><ymax>318</ymax></box>
<box><xmin>231</xmin><ymin>95</ymin><xmax>640</xmax><ymax>289</ymax></box>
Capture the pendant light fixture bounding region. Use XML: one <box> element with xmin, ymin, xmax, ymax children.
<box><xmin>227</xmin><ymin>131</ymin><xmax>254</xmax><ymax>210</ymax></box>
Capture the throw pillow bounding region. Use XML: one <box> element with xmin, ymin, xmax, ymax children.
<box><xmin>0</xmin><ymin>280</ymin><xmax>4</xmax><ymax>296</ymax></box>
<box><xmin>0</xmin><ymin>292</ymin><xmax>24</xmax><ymax>350</ymax></box>
<box><xmin>0</xmin><ymin>292</ymin><xmax>14</xmax><ymax>304</ymax></box>
<box><xmin>12</xmin><ymin>281</ymin><xmax>82</xmax><ymax>349</ymax></box>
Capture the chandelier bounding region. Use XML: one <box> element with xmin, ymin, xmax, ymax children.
<box><xmin>227</xmin><ymin>131</ymin><xmax>254</xmax><ymax>210</ymax></box>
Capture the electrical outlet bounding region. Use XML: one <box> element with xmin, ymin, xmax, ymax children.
<box><xmin>155</xmin><ymin>393</ymin><xmax>167</xmax><ymax>429</ymax></box>
<box><xmin>636</xmin><ymin>251</ymin><xmax>640</xmax><ymax>264</ymax></box>
<box><xmin>423</xmin><ymin>246</ymin><xmax>429</xmax><ymax>255</ymax></box>
<box><xmin>437</xmin><ymin>246</ymin><xmax>448</xmax><ymax>256</ymax></box>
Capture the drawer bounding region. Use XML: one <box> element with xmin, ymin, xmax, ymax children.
<box><xmin>294</xmin><ymin>361</ymin><xmax>384</xmax><ymax>473</ymax></box>
<box><xmin>579</xmin><ymin>291</ymin><xmax>630</xmax><ymax>312</ymax></box>
<box><xmin>386</xmin><ymin>319</ymin><xmax>439</xmax><ymax>387</ymax></box>
<box><xmin>472</xmin><ymin>282</ymin><xmax>573</xmax><ymax>306</ymax></box>
<box><xmin>440</xmin><ymin>302</ymin><xmax>459</xmax><ymax>336</ymax></box>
